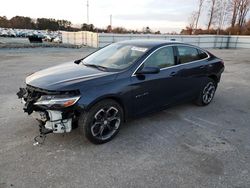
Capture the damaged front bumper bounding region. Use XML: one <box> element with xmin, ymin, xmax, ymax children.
<box><xmin>17</xmin><ymin>85</ymin><xmax>80</xmax><ymax>134</ymax></box>
<box><xmin>32</xmin><ymin>110</ymin><xmax>72</xmax><ymax>133</ymax></box>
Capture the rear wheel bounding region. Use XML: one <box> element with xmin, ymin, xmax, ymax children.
<box><xmin>79</xmin><ymin>99</ymin><xmax>123</xmax><ymax>144</ymax></box>
<box><xmin>195</xmin><ymin>78</ymin><xmax>217</xmax><ymax>106</ymax></box>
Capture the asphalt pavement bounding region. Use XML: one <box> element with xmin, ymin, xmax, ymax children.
<box><xmin>0</xmin><ymin>47</ymin><xmax>250</xmax><ymax>188</ymax></box>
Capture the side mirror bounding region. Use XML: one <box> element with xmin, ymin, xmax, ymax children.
<box><xmin>136</xmin><ymin>67</ymin><xmax>160</xmax><ymax>75</ymax></box>
<box><xmin>74</xmin><ymin>58</ymin><xmax>84</xmax><ymax>64</ymax></box>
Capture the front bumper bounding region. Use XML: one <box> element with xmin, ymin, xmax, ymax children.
<box><xmin>32</xmin><ymin>110</ymin><xmax>72</xmax><ymax>133</ymax></box>
<box><xmin>17</xmin><ymin>86</ymin><xmax>74</xmax><ymax>133</ymax></box>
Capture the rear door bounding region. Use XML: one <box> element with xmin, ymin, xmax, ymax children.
<box><xmin>174</xmin><ymin>45</ymin><xmax>210</xmax><ymax>100</ymax></box>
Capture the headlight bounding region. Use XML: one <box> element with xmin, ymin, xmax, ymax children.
<box><xmin>34</xmin><ymin>95</ymin><xmax>81</xmax><ymax>108</ymax></box>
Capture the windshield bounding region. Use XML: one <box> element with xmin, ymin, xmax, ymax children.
<box><xmin>82</xmin><ymin>43</ymin><xmax>148</xmax><ymax>71</ymax></box>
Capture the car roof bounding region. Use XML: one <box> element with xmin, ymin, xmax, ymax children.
<box><xmin>117</xmin><ymin>39</ymin><xmax>185</xmax><ymax>48</ymax></box>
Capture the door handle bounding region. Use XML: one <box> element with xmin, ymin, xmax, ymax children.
<box><xmin>170</xmin><ymin>71</ymin><xmax>177</xmax><ymax>77</ymax></box>
<box><xmin>200</xmin><ymin>65</ymin><xmax>206</xmax><ymax>69</ymax></box>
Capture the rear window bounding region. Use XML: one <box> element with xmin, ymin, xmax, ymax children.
<box><xmin>177</xmin><ymin>46</ymin><xmax>208</xmax><ymax>64</ymax></box>
<box><xmin>198</xmin><ymin>49</ymin><xmax>209</xmax><ymax>59</ymax></box>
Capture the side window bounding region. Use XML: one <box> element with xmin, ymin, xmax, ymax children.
<box><xmin>144</xmin><ymin>47</ymin><xmax>175</xmax><ymax>69</ymax></box>
<box><xmin>177</xmin><ymin>46</ymin><xmax>201</xmax><ymax>64</ymax></box>
<box><xmin>198</xmin><ymin>49</ymin><xmax>209</xmax><ymax>59</ymax></box>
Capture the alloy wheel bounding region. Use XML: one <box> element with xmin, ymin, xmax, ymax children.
<box><xmin>91</xmin><ymin>106</ymin><xmax>121</xmax><ymax>140</ymax></box>
<box><xmin>202</xmin><ymin>82</ymin><xmax>216</xmax><ymax>104</ymax></box>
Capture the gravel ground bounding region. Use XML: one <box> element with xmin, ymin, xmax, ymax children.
<box><xmin>0</xmin><ymin>48</ymin><xmax>250</xmax><ymax>188</ymax></box>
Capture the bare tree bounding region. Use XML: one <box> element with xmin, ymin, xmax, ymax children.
<box><xmin>190</xmin><ymin>12</ymin><xmax>198</xmax><ymax>29</ymax></box>
<box><xmin>207</xmin><ymin>0</ymin><xmax>217</xmax><ymax>30</ymax></box>
<box><xmin>187</xmin><ymin>11</ymin><xmax>198</xmax><ymax>34</ymax></box>
<box><xmin>228</xmin><ymin>0</ymin><xmax>250</xmax><ymax>33</ymax></box>
<box><xmin>194</xmin><ymin>0</ymin><xmax>206</xmax><ymax>30</ymax></box>
<box><xmin>230</xmin><ymin>0</ymin><xmax>241</xmax><ymax>27</ymax></box>
<box><xmin>237</xmin><ymin>0</ymin><xmax>250</xmax><ymax>27</ymax></box>
<box><xmin>216</xmin><ymin>0</ymin><xmax>230</xmax><ymax>32</ymax></box>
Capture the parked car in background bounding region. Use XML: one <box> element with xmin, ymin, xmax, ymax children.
<box><xmin>0</xmin><ymin>28</ymin><xmax>62</xmax><ymax>43</ymax></box>
<box><xmin>0</xmin><ymin>29</ymin><xmax>8</xmax><ymax>37</ymax></box>
<box><xmin>17</xmin><ymin>40</ymin><xmax>224</xmax><ymax>144</ymax></box>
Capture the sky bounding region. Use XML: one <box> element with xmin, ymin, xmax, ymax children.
<box><xmin>1</xmin><ymin>0</ymin><xmax>207</xmax><ymax>33</ymax></box>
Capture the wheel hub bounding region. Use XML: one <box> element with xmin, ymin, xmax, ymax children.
<box><xmin>203</xmin><ymin>82</ymin><xmax>215</xmax><ymax>104</ymax></box>
<box><xmin>91</xmin><ymin>106</ymin><xmax>121</xmax><ymax>140</ymax></box>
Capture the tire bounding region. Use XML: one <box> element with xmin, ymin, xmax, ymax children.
<box><xmin>195</xmin><ymin>78</ymin><xmax>217</xmax><ymax>106</ymax></box>
<box><xmin>78</xmin><ymin>99</ymin><xmax>124</xmax><ymax>144</ymax></box>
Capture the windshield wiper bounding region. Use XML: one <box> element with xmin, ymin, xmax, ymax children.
<box><xmin>83</xmin><ymin>63</ymin><xmax>108</xmax><ymax>71</ymax></box>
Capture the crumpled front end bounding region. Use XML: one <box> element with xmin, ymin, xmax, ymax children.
<box><xmin>17</xmin><ymin>85</ymin><xmax>80</xmax><ymax>134</ymax></box>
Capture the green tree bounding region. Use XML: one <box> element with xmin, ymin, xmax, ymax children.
<box><xmin>0</xmin><ymin>16</ymin><xmax>9</xmax><ymax>28</ymax></box>
<box><xmin>36</xmin><ymin>18</ymin><xmax>59</xmax><ymax>31</ymax></box>
<box><xmin>81</xmin><ymin>23</ymin><xmax>95</xmax><ymax>31</ymax></box>
<box><xmin>9</xmin><ymin>16</ymin><xmax>35</xmax><ymax>29</ymax></box>
<box><xmin>58</xmin><ymin>20</ymin><xmax>72</xmax><ymax>30</ymax></box>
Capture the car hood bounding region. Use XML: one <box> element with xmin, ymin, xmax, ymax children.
<box><xmin>26</xmin><ymin>62</ymin><xmax>116</xmax><ymax>91</ymax></box>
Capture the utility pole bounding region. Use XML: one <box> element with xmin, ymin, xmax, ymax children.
<box><xmin>110</xmin><ymin>14</ymin><xmax>112</xmax><ymax>29</ymax></box>
<box><xmin>87</xmin><ymin>0</ymin><xmax>89</xmax><ymax>24</ymax></box>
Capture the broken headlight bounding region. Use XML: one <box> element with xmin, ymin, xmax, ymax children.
<box><xmin>34</xmin><ymin>95</ymin><xmax>81</xmax><ymax>109</ymax></box>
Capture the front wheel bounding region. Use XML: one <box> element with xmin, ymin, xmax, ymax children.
<box><xmin>79</xmin><ymin>99</ymin><xmax>124</xmax><ymax>144</ymax></box>
<box><xmin>195</xmin><ymin>78</ymin><xmax>217</xmax><ymax>106</ymax></box>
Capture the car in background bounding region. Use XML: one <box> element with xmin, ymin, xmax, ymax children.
<box><xmin>0</xmin><ymin>29</ymin><xmax>8</xmax><ymax>37</ymax></box>
<box><xmin>17</xmin><ymin>40</ymin><xmax>224</xmax><ymax>144</ymax></box>
<box><xmin>0</xmin><ymin>28</ymin><xmax>62</xmax><ymax>43</ymax></box>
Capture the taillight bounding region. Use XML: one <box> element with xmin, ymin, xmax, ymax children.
<box><xmin>220</xmin><ymin>61</ymin><xmax>224</xmax><ymax>65</ymax></box>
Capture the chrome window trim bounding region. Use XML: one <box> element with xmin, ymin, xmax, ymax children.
<box><xmin>132</xmin><ymin>44</ymin><xmax>210</xmax><ymax>77</ymax></box>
